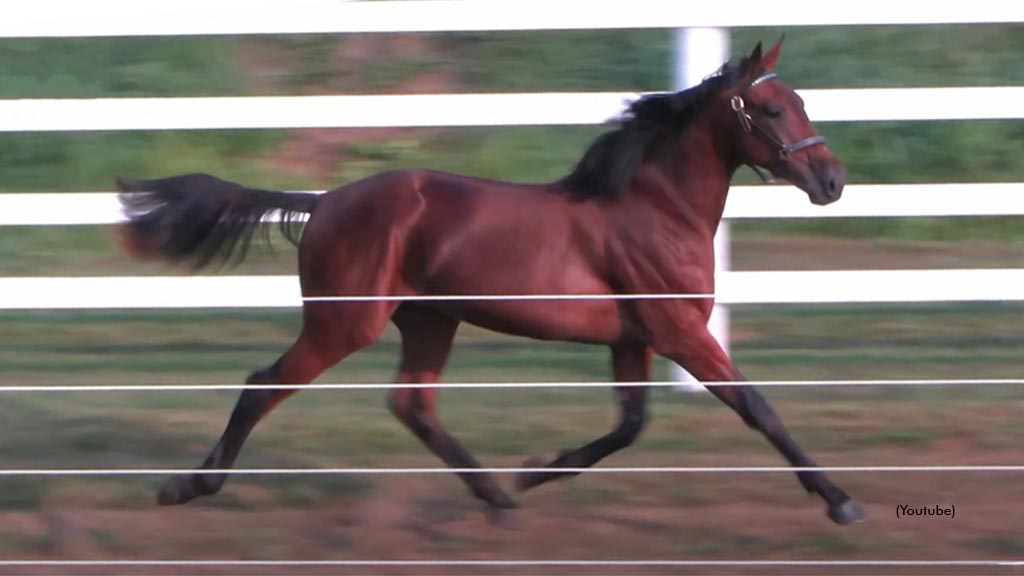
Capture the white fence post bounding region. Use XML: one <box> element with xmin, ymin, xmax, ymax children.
<box><xmin>669</xmin><ymin>27</ymin><xmax>731</xmax><ymax>392</ymax></box>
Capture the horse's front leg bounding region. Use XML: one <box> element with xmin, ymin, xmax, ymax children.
<box><xmin>652</xmin><ymin>309</ymin><xmax>867</xmax><ymax>525</ymax></box>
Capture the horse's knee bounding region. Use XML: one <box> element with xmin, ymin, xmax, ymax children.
<box><xmin>387</xmin><ymin>390</ymin><xmax>434</xmax><ymax>441</ymax></box>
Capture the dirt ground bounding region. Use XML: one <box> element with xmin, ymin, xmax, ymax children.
<box><xmin>1</xmin><ymin>439</ymin><xmax>1022</xmax><ymax>576</ymax></box>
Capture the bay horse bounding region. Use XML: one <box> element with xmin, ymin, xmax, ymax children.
<box><xmin>116</xmin><ymin>40</ymin><xmax>866</xmax><ymax>525</ymax></box>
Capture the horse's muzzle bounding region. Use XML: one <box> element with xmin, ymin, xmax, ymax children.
<box><xmin>809</xmin><ymin>159</ymin><xmax>845</xmax><ymax>205</ymax></box>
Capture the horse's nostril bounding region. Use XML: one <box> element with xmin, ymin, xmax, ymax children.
<box><xmin>827</xmin><ymin>177</ymin><xmax>842</xmax><ymax>199</ymax></box>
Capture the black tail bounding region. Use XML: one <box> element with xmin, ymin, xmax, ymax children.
<box><xmin>116</xmin><ymin>173</ymin><xmax>319</xmax><ymax>270</ymax></box>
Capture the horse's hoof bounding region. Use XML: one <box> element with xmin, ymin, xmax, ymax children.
<box><xmin>514</xmin><ymin>456</ymin><xmax>549</xmax><ymax>492</ymax></box>
<box><xmin>828</xmin><ymin>499</ymin><xmax>868</xmax><ymax>525</ymax></box>
<box><xmin>157</xmin><ymin>474</ymin><xmax>217</xmax><ymax>506</ymax></box>
<box><xmin>157</xmin><ymin>475</ymin><xmax>194</xmax><ymax>506</ymax></box>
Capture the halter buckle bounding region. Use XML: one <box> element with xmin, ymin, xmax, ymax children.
<box><xmin>730</xmin><ymin>96</ymin><xmax>752</xmax><ymax>133</ymax></box>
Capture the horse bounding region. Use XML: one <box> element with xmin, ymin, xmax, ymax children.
<box><xmin>116</xmin><ymin>39</ymin><xmax>866</xmax><ymax>526</ymax></box>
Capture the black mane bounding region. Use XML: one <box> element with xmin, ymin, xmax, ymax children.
<box><xmin>561</xmin><ymin>60</ymin><xmax>742</xmax><ymax>200</ymax></box>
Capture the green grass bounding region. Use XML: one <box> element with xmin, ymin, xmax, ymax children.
<box><xmin>1</xmin><ymin>302</ymin><xmax>1021</xmax><ymax>499</ymax></box>
<box><xmin>0</xmin><ymin>38</ymin><xmax>244</xmax><ymax>99</ymax></box>
<box><xmin>3</xmin><ymin>302</ymin><xmax>1023</xmax><ymax>380</ymax></box>
<box><xmin>971</xmin><ymin>536</ymin><xmax>1024</xmax><ymax>555</ymax></box>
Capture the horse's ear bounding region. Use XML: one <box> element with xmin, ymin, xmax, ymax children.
<box><xmin>737</xmin><ymin>41</ymin><xmax>764</xmax><ymax>85</ymax></box>
<box><xmin>761</xmin><ymin>35</ymin><xmax>785</xmax><ymax>71</ymax></box>
<box><xmin>749</xmin><ymin>41</ymin><xmax>763</xmax><ymax>65</ymax></box>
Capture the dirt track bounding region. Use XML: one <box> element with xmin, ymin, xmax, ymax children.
<box><xmin>2</xmin><ymin>442</ymin><xmax>1022</xmax><ymax>576</ymax></box>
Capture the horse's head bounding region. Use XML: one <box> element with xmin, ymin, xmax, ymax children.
<box><xmin>724</xmin><ymin>39</ymin><xmax>845</xmax><ymax>205</ymax></box>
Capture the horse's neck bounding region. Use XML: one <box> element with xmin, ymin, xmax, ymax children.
<box><xmin>640</xmin><ymin>127</ymin><xmax>736</xmax><ymax>239</ymax></box>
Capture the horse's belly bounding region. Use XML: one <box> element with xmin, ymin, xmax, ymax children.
<box><xmin>455</xmin><ymin>300</ymin><xmax>630</xmax><ymax>344</ymax></box>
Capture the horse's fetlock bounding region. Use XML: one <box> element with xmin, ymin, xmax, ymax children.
<box><xmin>796</xmin><ymin>471</ymin><xmax>818</xmax><ymax>494</ymax></box>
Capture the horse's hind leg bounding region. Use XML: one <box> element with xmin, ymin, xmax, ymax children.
<box><xmin>388</xmin><ymin>306</ymin><xmax>517</xmax><ymax>519</ymax></box>
<box><xmin>158</xmin><ymin>301</ymin><xmax>394</xmax><ymax>505</ymax></box>
<box><xmin>516</xmin><ymin>342</ymin><xmax>651</xmax><ymax>491</ymax></box>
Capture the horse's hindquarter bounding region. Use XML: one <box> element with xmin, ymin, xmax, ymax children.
<box><xmin>408</xmin><ymin>173</ymin><xmax>630</xmax><ymax>344</ymax></box>
<box><xmin>297</xmin><ymin>171</ymin><xmax>430</xmax><ymax>298</ymax></box>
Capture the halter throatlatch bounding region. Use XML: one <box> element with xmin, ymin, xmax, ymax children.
<box><xmin>731</xmin><ymin>72</ymin><xmax>826</xmax><ymax>161</ymax></box>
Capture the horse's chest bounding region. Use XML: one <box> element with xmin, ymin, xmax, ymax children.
<box><xmin>614</xmin><ymin>241</ymin><xmax>715</xmax><ymax>295</ymax></box>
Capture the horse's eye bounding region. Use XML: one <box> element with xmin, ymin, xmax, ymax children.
<box><xmin>764</xmin><ymin>106</ymin><xmax>782</xmax><ymax>119</ymax></box>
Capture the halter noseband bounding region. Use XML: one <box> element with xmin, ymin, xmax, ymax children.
<box><xmin>730</xmin><ymin>72</ymin><xmax>826</xmax><ymax>160</ymax></box>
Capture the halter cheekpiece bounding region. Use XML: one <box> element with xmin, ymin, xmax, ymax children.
<box><xmin>730</xmin><ymin>72</ymin><xmax>826</xmax><ymax>160</ymax></box>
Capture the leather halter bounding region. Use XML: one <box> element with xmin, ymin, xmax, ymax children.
<box><xmin>730</xmin><ymin>72</ymin><xmax>826</xmax><ymax>160</ymax></box>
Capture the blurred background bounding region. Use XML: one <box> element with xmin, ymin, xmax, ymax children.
<box><xmin>1</xmin><ymin>11</ymin><xmax>1023</xmax><ymax>575</ymax></box>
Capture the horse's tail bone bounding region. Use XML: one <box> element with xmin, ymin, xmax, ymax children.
<box><xmin>115</xmin><ymin>173</ymin><xmax>319</xmax><ymax>270</ymax></box>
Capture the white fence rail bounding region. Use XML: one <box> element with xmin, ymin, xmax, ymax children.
<box><xmin>3</xmin><ymin>87</ymin><xmax>1023</xmax><ymax>132</ymax></box>
<box><xmin>2</xmin><ymin>269</ymin><xmax>1022</xmax><ymax>310</ymax></box>
<box><xmin>5</xmin><ymin>183</ymin><xmax>1024</xmax><ymax>226</ymax></box>
<box><xmin>4</xmin><ymin>0</ymin><xmax>1022</xmax><ymax>38</ymax></box>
